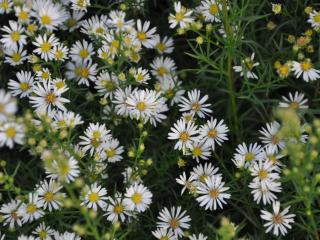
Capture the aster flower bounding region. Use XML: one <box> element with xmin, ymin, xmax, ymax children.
<box><xmin>8</xmin><ymin>70</ymin><xmax>34</xmax><ymax>98</ymax></box>
<box><xmin>123</xmin><ymin>182</ymin><xmax>153</xmax><ymax>213</ymax></box>
<box><xmin>292</xmin><ymin>59</ymin><xmax>320</xmax><ymax>82</ymax></box>
<box><xmin>168</xmin><ymin>2</ymin><xmax>194</xmax><ymax>29</ymax></box>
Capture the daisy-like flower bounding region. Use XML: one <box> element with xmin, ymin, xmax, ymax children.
<box><xmin>80</xmin><ymin>15</ymin><xmax>108</xmax><ymax>37</ymax></box>
<box><xmin>33</xmin><ymin>34</ymin><xmax>59</xmax><ymax>62</ymax></box>
<box><xmin>150</xmin><ymin>56</ymin><xmax>177</xmax><ymax>81</ymax></box>
<box><xmin>190</xmin><ymin>162</ymin><xmax>221</xmax><ymax>184</ymax></box>
<box><xmin>176</xmin><ymin>172</ymin><xmax>197</xmax><ymax>195</ymax></box>
<box><xmin>0</xmin><ymin>89</ymin><xmax>17</xmax><ymax>122</ymax></box>
<box><xmin>29</xmin><ymin>80</ymin><xmax>70</xmax><ymax>114</ymax></box>
<box><xmin>62</xmin><ymin>10</ymin><xmax>85</xmax><ymax>32</ymax></box>
<box><xmin>47</xmin><ymin>156</ymin><xmax>80</xmax><ymax>183</ymax></box>
<box><xmin>179</xmin><ymin>89</ymin><xmax>212</xmax><ymax>118</ymax></box>
<box><xmin>232</xmin><ymin>142</ymin><xmax>264</xmax><ymax>169</ymax></box>
<box><xmin>79</xmin><ymin>123</ymin><xmax>111</xmax><ymax>155</ymax></box>
<box><xmin>0</xmin><ymin>199</ymin><xmax>23</xmax><ymax>228</ymax></box>
<box><xmin>53</xmin><ymin>110</ymin><xmax>83</xmax><ymax>129</ymax></box>
<box><xmin>152</xmin><ymin>34</ymin><xmax>174</xmax><ymax>54</ymax></box>
<box><xmin>32</xmin><ymin>222</ymin><xmax>55</xmax><ymax>240</ymax></box>
<box><xmin>113</xmin><ymin>86</ymin><xmax>134</xmax><ymax>116</ymax></box>
<box><xmin>249</xmin><ymin>178</ymin><xmax>282</xmax><ymax>205</ymax></box>
<box><xmin>262</xmin><ymin>146</ymin><xmax>284</xmax><ymax>171</ymax></box>
<box><xmin>35</xmin><ymin>68</ymin><xmax>52</xmax><ymax>81</ymax></box>
<box><xmin>65</xmin><ymin>60</ymin><xmax>98</xmax><ymax>86</ymax></box>
<box><xmin>133</xmin><ymin>67</ymin><xmax>151</xmax><ymax>84</ymax></box>
<box><xmin>199</xmin><ymin>118</ymin><xmax>229</xmax><ymax>151</ymax></box>
<box><xmin>196</xmin><ymin>175</ymin><xmax>230</xmax><ymax>211</ymax></box>
<box><xmin>18</xmin><ymin>193</ymin><xmax>44</xmax><ymax>223</ymax></box>
<box><xmin>168</xmin><ymin>118</ymin><xmax>199</xmax><ymax>150</ymax></box>
<box><xmin>31</xmin><ymin>0</ymin><xmax>68</xmax><ymax>30</ymax></box>
<box><xmin>189</xmin><ymin>233</ymin><xmax>208</xmax><ymax>240</ymax></box>
<box><xmin>233</xmin><ymin>53</ymin><xmax>259</xmax><ymax>79</ymax></box>
<box><xmin>0</xmin><ymin>20</ymin><xmax>27</xmax><ymax>50</ymax></box>
<box><xmin>70</xmin><ymin>0</ymin><xmax>91</xmax><ymax>12</ymax></box>
<box><xmin>14</xmin><ymin>5</ymin><xmax>31</xmax><ymax>24</ymax></box>
<box><xmin>152</xmin><ymin>228</ymin><xmax>176</xmax><ymax>240</ymax></box>
<box><xmin>36</xmin><ymin>179</ymin><xmax>65</xmax><ymax>212</ymax></box>
<box><xmin>0</xmin><ymin>0</ymin><xmax>12</xmax><ymax>14</ymax></box>
<box><xmin>81</xmin><ymin>182</ymin><xmax>108</xmax><ymax>211</ymax></box>
<box><xmin>52</xmin><ymin>43</ymin><xmax>69</xmax><ymax>62</ymax></box>
<box><xmin>70</xmin><ymin>40</ymin><xmax>94</xmax><ymax>62</ymax></box>
<box><xmin>169</xmin><ymin>1</ymin><xmax>194</xmax><ymax>29</ymax></box>
<box><xmin>94</xmin><ymin>71</ymin><xmax>119</xmax><ymax>99</ymax></box>
<box><xmin>134</xmin><ymin>19</ymin><xmax>157</xmax><ymax>48</ymax></box>
<box><xmin>198</xmin><ymin>0</ymin><xmax>222</xmax><ymax>23</ymax></box>
<box><xmin>4</xmin><ymin>46</ymin><xmax>28</xmax><ymax>66</ymax></box>
<box><xmin>308</xmin><ymin>10</ymin><xmax>320</xmax><ymax>31</ymax></box>
<box><xmin>260</xmin><ymin>201</ymin><xmax>295</xmax><ymax>236</ymax></box>
<box><xmin>0</xmin><ymin>121</ymin><xmax>24</xmax><ymax>148</ymax></box>
<box><xmin>250</xmin><ymin>160</ymin><xmax>280</xmax><ymax>185</ymax></box>
<box><xmin>53</xmin><ymin>231</ymin><xmax>81</xmax><ymax>240</ymax></box>
<box><xmin>189</xmin><ymin>142</ymin><xmax>211</xmax><ymax>162</ymax></box>
<box><xmin>157</xmin><ymin>206</ymin><xmax>191</xmax><ymax>238</ymax></box>
<box><xmin>159</xmin><ymin>76</ymin><xmax>185</xmax><ymax>106</ymax></box>
<box><xmin>104</xmin><ymin>193</ymin><xmax>129</xmax><ymax>223</ymax></box>
<box><xmin>99</xmin><ymin>138</ymin><xmax>124</xmax><ymax>163</ymax></box>
<box><xmin>279</xmin><ymin>91</ymin><xmax>308</xmax><ymax>110</ymax></box>
<box><xmin>123</xmin><ymin>182</ymin><xmax>153</xmax><ymax>213</ymax></box>
<box><xmin>108</xmin><ymin>10</ymin><xmax>134</xmax><ymax>32</ymax></box>
<box><xmin>292</xmin><ymin>59</ymin><xmax>320</xmax><ymax>82</ymax></box>
<box><xmin>8</xmin><ymin>71</ymin><xmax>34</xmax><ymax>98</ymax></box>
<box><xmin>259</xmin><ymin>121</ymin><xmax>285</xmax><ymax>152</ymax></box>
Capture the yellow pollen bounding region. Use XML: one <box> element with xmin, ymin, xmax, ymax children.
<box><xmin>55</xmin><ymin>50</ymin><xmax>64</xmax><ymax>60</ymax></box>
<box><xmin>6</xmin><ymin>127</ymin><xmax>16</xmax><ymax>138</ymax></box>
<box><xmin>179</xmin><ymin>131</ymin><xmax>189</xmax><ymax>142</ymax></box>
<box><xmin>67</xmin><ymin>18</ymin><xmax>77</xmax><ymax>27</ymax></box>
<box><xmin>271</xmin><ymin>135</ymin><xmax>280</xmax><ymax>145</ymax></box>
<box><xmin>41</xmin><ymin>15</ymin><xmax>52</xmax><ymax>25</ymax></box>
<box><xmin>208</xmin><ymin>128</ymin><xmax>217</xmax><ymax>138</ymax></box>
<box><xmin>136</xmin><ymin>73</ymin><xmax>144</xmax><ymax>82</ymax></box>
<box><xmin>60</xmin><ymin>165</ymin><xmax>70</xmax><ymax>175</ymax></box>
<box><xmin>39</xmin><ymin>230</ymin><xmax>47</xmax><ymax>239</ymax></box>
<box><xmin>18</xmin><ymin>11</ymin><xmax>28</xmax><ymax>20</ymax></box>
<box><xmin>11</xmin><ymin>31</ymin><xmax>20</xmax><ymax>42</ymax></box>
<box><xmin>92</xmin><ymin>130</ymin><xmax>101</xmax><ymax>139</ymax></box>
<box><xmin>209</xmin><ymin>188</ymin><xmax>219</xmax><ymax>199</ymax></box>
<box><xmin>136</xmin><ymin>101</ymin><xmax>146</xmax><ymax>111</ymax></box>
<box><xmin>1</xmin><ymin>0</ymin><xmax>9</xmax><ymax>9</ymax></box>
<box><xmin>289</xmin><ymin>101</ymin><xmax>299</xmax><ymax>109</ymax></box>
<box><xmin>314</xmin><ymin>13</ymin><xmax>320</xmax><ymax>23</ymax></box>
<box><xmin>137</xmin><ymin>32</ymin><xmax>147</xmax><ymax>41</ymax></box>
<box><xmin>12</xmin><ymin>53</ymin><xmax>22</xmax><ymax>62</ymax></box>
<box><xmin>160</xmin><ymin>237</ymin><xmax>169</xmax><ymax>240</ymax></box>
<box><xmin>88</xmin><ymin>192</ymin><xmax>100</xmax><ymax>203</ymax></box>
<box><xmin>191</xmin><ymin>102</ymin><xmax>201</xmax><ymax>111</ymax></box>
<box><xmin>301</xmin><ymin>61</ymin><xmax>312</xmax><ymax>71</ymax></box>
<box><xmin>245</xmin><ymin>152</ymin><xmax>254</xmax><ymax>162</ymax></box>
<box><xmin>77</xmin><ymin>0</ymin><xmax>86</xmax><ymax>8</ymax></box>
<box><xmin>175</xmin><ymin>12</ymin><xmax>184</xmax><ymax>22</ymax></box>
<box><xmin>279</xmin><ymin>65</ymin><xmax>289</xmax><ymax>77</ymax></box>
<box><xmin>95</xmin><ymin>27</ymin><xmax>105</xmax><ymax>34</ymax></box>
<box><xmin>131</xmin><ymin>192</ymin><xmax>142</xmax><ymax>204</ymax></box>
<box><xmin>26</xmin><ymin>203</ymin><xmax>37</xmax><ymax>214</ymax></box>
<box><xmin>114</xmin><ymin>204</ymin><xmax>124</xmax><ymax>214</ymax></box>
<box><xmin>272</xmin><ymin>214</ymin><xmax>283</xmax><ymax>224</ymax></box>
<box><xmin>42</xmin><ymin>72</ymin><xmax>50</xmax><ymax>80</ymax></box>
<box><xmin>106</xmin><ymin>149</ymin><xmax>116</xmax><ymax>158</ymax></box>
<box><xmin>44</xmin><ymin>192</ymin><xmax>54</xmax><ymax>202</ymax></box>
<box><xmin>156</xmin><ymin>42</ymin><xmax>166</xmax><ymax>52</ymax></box>
<box><xmin>193</xmin><ymin>146</ymin><xmax>202</xmax><ymax>157</ymax></box>
<box><xmin>166</xmin><ymin>89</ymin><xmax>174</xmax><ymax>98</ymax></box>
<box><xmin>209</xmin><ymin>4</ymin><xmax>219</xmax><ymax>15</ymax></box>
<box><xmin>20</xmin><ymin>82</ymin><xmax>29</xmax><ymax>91</ymax></box>
<box><xmin>80</xmin><ymin>68</ymin><xmax>89</xmax><ymax>78</ymax></box>
<box><xmin>46</xmin><ymin>93</ymin><xmax>56</xmax><ymax>104</ymax></box>
<box><xmin>157</xmin><ymin>67</ymin><xmax>167</xmax><ymax>76</ymax></box>
<box><xmin>169</xmin><ymin>218</ymin><xmax>180</xmax><ymax>229</ymax></box>
<box><xmin>79</xmin><ymin>49</ymin><xmax>89</xmax><ymax>59</ymax></box>
<box><xmin>55</xmin><ymin>81</ymin><xmax>65</xmax><ymax>89</ymax></box>
<box><xmin>41</xmin><ymin>42</ymin><xmax>52</xmax><ymax>53</ymax></box>
<box><xmin>258</xmin><ymin>170</ymin><xmax>268</xmax><ymax>180</ymax></box>
<box><xmin>268</xmin><ymin>155</ymin><xmax>277</xmax><ymax>165</ymax></box>
<box><xmin>199</xmin><ymin>175</ymin><xmax>208</xmax><ymax>183</ymax></box>
<box><xmin>111</xmin><ymin>40</ymin><xmax>120</xmax><ymax>49</ymax></box>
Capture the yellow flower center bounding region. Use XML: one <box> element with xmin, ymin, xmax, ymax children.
<box><xmin>169</xmin><ymin>218</ymin><xmax>180</xmax><ymax>229</ymax></box>
<box><xmin>88</xmin><ymin>192</ymin><xmax>100</xmax><ymax>203</ymax></box>
<box><xmin>313</xmin><ymin>13</ymin><xmax>320</xmax><ymax>23</ymax></box>
<box><xmin>60</xmin><ymin>164</ymin><xmax>70</xmax><ymax>175</ymax></box>
<box><xmin>6</xmin><ymin>127</ymin><xmax>16</xmax><ymax>138</ymax></box>
<box><xmin>131</xmin><ymin>192</ymin><xmax>142</xmax><ymax>204</ymax></box>
<box><xmin>193</xmin><ymin>146</ymin><xmax>202</xmax><ymax>157</ymax></box>
<box><xmin>46</xmin><ymin>93</ymin><xmax>56</xmax><ymax>104</ymax></box>
<box><xmin>175</xmin><ymin>12</ymin><xmax>184</xmax><ymax>22</ymax></box>
<box><xmin>12</xmin><ymin>53</ymin><xmax>22</xmax><ymax>62</ymax></box>
<box><xmin>11</xmin><ymin>210</ymin><xmax>18</xmax><ymax>219</ymax></box>
<box><xmin>137</xmin><ymin>32</ymin><xmax>147</xmax><ymax>41</ymax></box>
<box><xmin>160</xmin><ymin>237</ymin><xmax>169</xmax><ymax>240</ymax></box>
<box><xmin>55</xmin><ymin>50</ymin><xmax>64</xmax><ymax>60</ymax></box>
<box><xmin>42</xmin><ymin>72</ymin><xmax>50</xmax><ymax>80</ymax></box>
<box><xmin>289</xmin><ymin>101</ymin><xmax>299</xmax><ymax>109</ymax></box>
<box><xmin>156</xmin><ymin>42</ymin><xmax>166</xmax><ymax>52</ymax></box>
<box><xmin>272</xmin><ymin>214</ymin><xmax>283</xmax><ymax>224</ymax></box>
<box><xmin>27</xmin><ymin>24</ymin><xmax>37</xmax><ymax>33</ymax></box>
<box><xmin>157</xmin><ymin>67</ymin><xmax>167</xmax><ymax>76</ymax></box>
<box><xmin>79</xmin><ymin>49</ymin><xmax>89</xmax><ymax>59</ymax></box>
<box><xmin>165</xmin><ymin>89</ymin><xmax>174</xmax><ymax>98</ymax></box>
<box><xmin>179</xmin><ymin>131</ymin><xmax>189</xmax><ymax>142</ymax></box>
<box><xmin>20</xmin><ymin>82</ymin><xmax>29</xmax><ymax>91</ymax></box>
<box><xmin>191</xmin><ymin>102</ymin><xmax>201</xmax><ymax>111</ymax></box>
<box><xmin>80</xmin><ymin>68</ymin><xmax>89</xmax><ymax>78</ymax></box>
<box><xmin>245</xmin><ymin>152</ymin><xmax>254</xmax><ymax>162</ymax></box>
<box><xmin>41</xmin><ymin>42</ymin><xmax>52</xmax><ymax>53</ymax></box>
<box><xmin>0</xmin><ymin>0</ymin><xmax>9</xmax><ymax>9</ymax></box>
<box><xmin>111</xmin><ymin>40</ymin><xmax>120</xmax><ymax>49</ymax></box>
<box><xmin>114</xmin><ymin>204</ymin><xmax>124</xmax><ymax>214</ymax></box>
<box><xmin>77</xmin><ymin>0</ymin><xmax>86</xmax><ymax>7</ymax></box>
<box><xmin>39</xmin><ymin>230</ymin><xmax>47</xmax><ymax>239</ymax></box>
<box><xmin>271</xmin><ymin>135</ymin><xmax>280</xmax><ymax>145</ymax></box>
<box><xmin>41</xmin><ymin>15</ymin><xmax>52</xmax><ymax>25</ymax></box>
<box><xmin>136</xmin><ymin>101</ymin><xmax>146</xmax><ymax>111</ymax></box>
<box><xmin>106</xmin><ymin>149</ymin><xmax>116</xmax><ymax>158</ymax></box>
<box><xmin>92</xmin><ymin>130</ymin><xmax>101</xmax><ymax>139</ymax></box>
<box><xmin>209</xmin><ymin>4</ymin><xmax>219</xmax><ymax>15</ymax></box>
<box><xmin>136</xmin><ymin>73</ymin><xmax>145</xmax><ymax>82</ymax></box>
<box><xmin>208</xmin><ymin>128</ymin><xmax>217</xmax><ymax>138</ymax></box>
<box><xmin>26</xmin><ymin>203</ymin><xmax>37</xmax><ymax>214</ymax></box>
<box><xmin>301</xmin><ymin>61</ymin><xmax>312</xmax><ymax>71</ymax></box>
<box><xmin>258</xmin><ymin>170</ymin><xmax>268</xmax><ymax>180</ymax></box>
<box><xmin>44</xmin><ymin>192</ymin><xmax>54</xmax><ymax>202</ymax></box>
<box><xmin>55</xmin><ymin>81</ymin><xmax>65</xmax><ymax>89</ymax></box>
<box><xmin>278</xmin><ymin>65</ymin><xmax>289</xmax><ymax>77</ymax></box>
<box><xmin>209</xmin><ymin>188</ymin><xmax>219</xmax><ymax>199</ymax></box>
<box><xmin>199</xmin><ymin>174</ymin><xmax>208</xmax><ymax>183</ymax></box>
<box><xmin>67</xmin><ymin>18</ymin><xmax>77</xmax><ymax>27</ymax></box>
<box><xmin>95</xmin><ymin>27</ymin><xmax>105</xmax><ymax>34</ymax></box>
<box><xmin>11</xmin><ymin>31</ymin><xmax>20</xmax><ymax>42</ymax></box>
<box><xmin>268</xmin><ymin>155</ymin><xmax>277</xmax><ymax>165</ymax></box>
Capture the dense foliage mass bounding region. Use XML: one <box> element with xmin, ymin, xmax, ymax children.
<box><xmin>0</xmin><ymin>0</ymin><xmax>319</xmax><ymax>239</ymax></box>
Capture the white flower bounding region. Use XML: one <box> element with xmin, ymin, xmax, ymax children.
<box><xmin>62</xmin><ymin>10</ymin><xmax>85</xmax><ymax>32</ymax></box>
<box><xmin>53</xmin><ymin>231</ymin><xmax>81</xmax><ymax>240</ymax></box>
<box><xmin>8</xmin><ymin>70</ymin><xmax>34</xmax><ymax>98</ymax></box>
<box><xmin>81</xmin><ymin>182</ymin><xmax>108</xmax><ymax>211</ymax></box>
<box><xmin>189</xmin><ymin>233</ymin><xmax>208</xmax><ymax>240</ymax></box>
<box><xmin>32</xmin><ymin>222</ymin><xmax>55</xmax><ymax>240</ymax></box>
<box><xmin>70</xmin><ymin>39</ymin><xmax>94</xmax><ymax>62</ymax></box>
<box><xmin>308</xmin><ymin>10</ymin><xmax>320</xmax><ymax>31</ymax></box>
<box><xmin>80</xmin><ymin>15</ymin><xmax>108</xmax><ymax>37</ymax></box>
<box><xmin>169</xmin><ymin>2</ymin><xmax>194</xmax><ymax>29</ymax></box>
<box><xmin>18</xmin><ymin>193</ymin><xmax>44</xmax><ymax>223</ymax></box>
<box><xmin>250</xmin><ymin>160</ymin><xmax>280</xmax><ymax>185</ymax></box>
<box><xmin>4</xmin><ymin>45</ymin><xmax>28</xmax><ymax>66</ymax></box>
<box><xmin>99</xmin><ymin>138</ymin><xmax>124</xmax><ymax>163</ymax></box>
<box><xmin>0</xmin><ymin>89</ymin><xmax>17</xmax><ymax>122</ymax></box>
<box><xmin>123</xmin><ymin>182</ymin><xmax>153</xmax><ymax>213</ymax></box>
<box><xmin>176</xmin><ymin>172</ymin><xmax>196</xmax><ymax>195</ymax></box>
<box><xmin>29</xmin><ymin>80</ymin><xmax>70</xmax><ymax>114</ymax></box>
<box><xmin>108</xmin><ymin>10</ymin><xmax>134</xmax><ymax>32</ymax></box>
<box><xmin>150</xmin><ymin>56</ymin><xmax>177</xmax><ymax>81</ymax></box>
<box><xmin>157</xmin><ymin>206</ymin><xmax>191</xmax><ymax>238</ymax></box>
<box><xmin>232</xmin><ymin>142</ymin><xmax>264</xmax><ymax>169</ymax></box>
<box><xmin>31</xmin><ymin>0</ymin><xmax>68</xmax><ymax>30</ymax></box>
<box><xmin>199</xmin><ymin>118</ymin><xmax>229</xmax><ymax>150</ymax></box>
<box><xmin>260</xmin><ymin>201</ymin><xmax>295</xmax><ymax>236</ymax></box>
<box><xmin>133</xmin><ymin>67</ymin><xmax>151</xmax><ymax>84</ymax></box>
<box><xmin>70</xmin><ymin>0</ymin><xmax>90</xmax><ymax>12</ymax></box>
<box><xmin>259</xmin><ymin>121</ymin><xmax>285</xmax><ymax>152</ymax></box>
<box><xmin>292</xmin><ymin>59</ymin><xmax>320</xmax><ymax>82</ymax></box>
<box><xmin>0</xmin><ymin>0</ymin><xmax>13</xmax><ymax>14</ymax></box>
<box><xmin>198</xmin><ymin>0</ymin><xmax>222</xmax><ymax>23</ymax></box>
<box><xmin>0</xmin><ymin>199</ymin><xmax>23</xmax><ymax>228</ymax></box>
<box><xmin>36</xmin><ymin>179</ymin><xmax>65</xmax><ymax>212</ymax></box>
<box><xmin>46</xmin><ymin>156</ymin><xmax>80</xmax><ymax>183</ymax></box>
<box><xmin>279</xmin><ymin>91</ymin><xmax>308</xmax><ymax>110</ymax></box>
<box><xmin>233</xmin><ymin>53</ymin><xmax>259</xmax><ymax>79</ymax></box>
<box><xmin>65</xmin><ymin>60</ymin><xmax>98</xmax><ymax>86</ymax></box>
<box><xmin>33</xmin><ymin>34</ymin><xmax>59</xmax><ymax>61</ymax></box>
<box><xmin>152</xmin><ymin>228</ymin><xmax>176</xmax><ymax>240</ymax></box>
<box><xmin>94</xmin><ymin>71</ymin><xmax>119</xmax><ymax>99</ymax></box>
<box><xmin>196</xmin><ymin>175</ymin><xmax>230</xmax><ymax>211</ymax></box>
<box><xmin>190</xmin><ymin>162</ymin><xmax>221</xmax><ymax>185</ymax></box>
<box><xmin>179</xmin><ymin>89</ymin><xmax>212</xmax><ymax>118</ymax></box>
<box><xmin>0</xmin><ymin>20</ymin><xmax>27</xmax><ymax>50</ymax></box>
<box><xmin>52</xmin><ymin>43</ymin><xmax>69</xmax><ymax>62</ymax></box>
<box><xmin>152</xmin><ymin>34</ymin><xmax>174</xmax><ymax>54</ymax></box>
<box><xmin>52</xmin><ymin>110</ymin><xmax>83</xmax><ymax>129</ymax></box>
<box><xmin>189</xmin><ymin>141</ymin><xmax>211</xmax><ymax>162</ymax></box>
<box><xmin>113</xmin><ymin>86</ymin><xmax>135</xmax><ymax>116</ymax></box>
<box><xmin>0</xmin><ymin>121</ymin><xmax>24</xmax><ymax>148</ymax></box>
<box><xmin>168</xmin><ymin>118</ymin><xmax>199</xmax><ymax>150</ymax></box>
<box><xmin>159</xmin><ymin>76</ymin><xmax>185</xmax><ymax>106</ymax></box>
<box><xmin>104</xmin><ymin>193</ymin><xmax>129</xmax><ymax>223</ymax></box>
<box><xmin>134</xmin><ymin>19</ymin><xmax>157</xmax><ymax>48</ymax></box>
<box><xmin>249</xmin><ymin>178</ymin><xmax>281</xmax><ymax>205</ymax></box>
